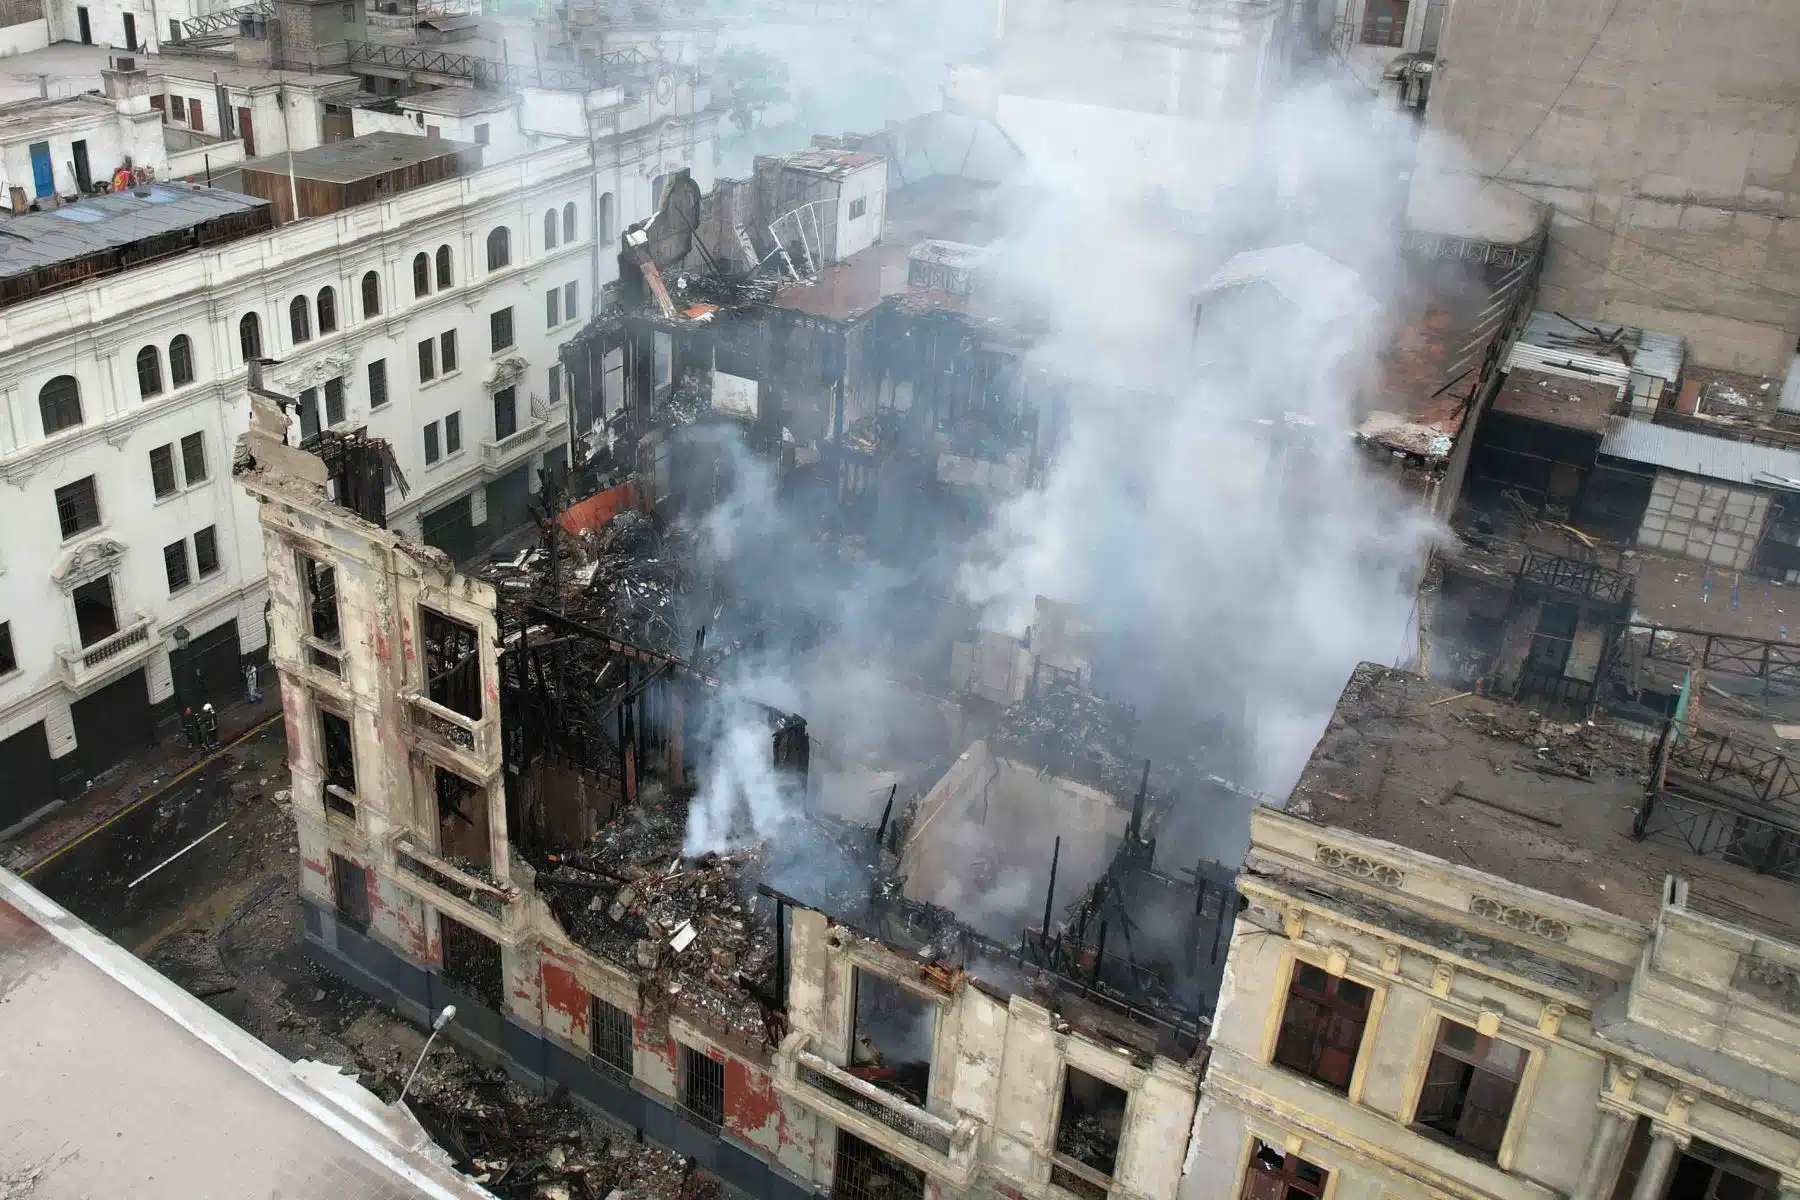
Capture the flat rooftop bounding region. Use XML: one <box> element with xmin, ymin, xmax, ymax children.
<box><xmin>240</xmin><ymin>131</ymin><xmax>478</xmax><ymax>183</ymax></box>
<box><xmin>146</xmin><ymin>54</ymin><xmax>357</xmax><ymax>91</ymax></box>
<box><xmin>779</xmin><ymin>147</ymin><xmax>882</xmax><ymax>179</ymax></box>
<box><xmin>399</xmin><ymin>87</ymin><xmax>516</xmax><ymax>117</ymax></box>
<box><xmin>0</xmin><ymin>183</ymin><xmax>270</xmax><ymax>279</ymax></box>
<box><xmin>0</xmin><ymin>92</ymin><xmax>113</xmax><ymax>137</ymax></box>
<box><xmin>0</xmin><ymin>870</ymin><xmax>490</xmax><ymax>1198</ymax></box>
<box><xmin>774</xmin><ymin>175</ymin><xmax>1002</xmax><ymax>321</ymax></box>
<box><xmin>1491</xmin><ymin>367</ymin><xmax>1624</xmax><ymax>435</ymax></box>
<box><xmin>1287</xmin><ymin>662</ymin><xmax>1800</xmax><ymax>939</ymax></box>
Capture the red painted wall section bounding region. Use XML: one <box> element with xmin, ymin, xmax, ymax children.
<box><xmin>725</xmin><ymin>1057</ymin><xmax>781</xmax><ymax>1149</ymax></box>
<box><xmin>542</xmin><ymin>959</ymin><xmax>590</xmax><ymax>1040</ymax></box>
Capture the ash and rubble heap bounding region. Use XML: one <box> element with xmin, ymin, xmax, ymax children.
<box><xmin>990</xmin><ymin>678</ymin><xmax>1142</xmax><ymax>790</ymax></box>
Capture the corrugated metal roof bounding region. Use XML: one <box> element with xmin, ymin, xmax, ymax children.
<box><xmin>0</xmin><ymin>184</ymin><xmax>270</xmax><ymax>280</ymax></box>
<box><xmin>1516</xmin><ymin>309</ymin><xmax>1684</xmax><ymax>383</ymax></box>
<box><xmin>1599</xmin><ymin>418</ymin><xmax>1800</xmax><ymax>489</ymax></box>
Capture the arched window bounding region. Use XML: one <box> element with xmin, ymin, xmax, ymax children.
<box><xmin>289</xmin><ymin>295</ymin><xmax>311</xmax><ymax>344</ymax></box>
<box><xmin>598</xmin><ymin>192</ymin><xmax>614</xmax><ymax>243</ymax></box>
<box><xmin>486</xmin><ymin>226</ymin><xmax>510</xmax><ymax>271</ymax></box>
<box><xmin>563</xmin><ymin>201</ymin><xmax>577</xmax><ymax>242</ymax></box>
<box><xmin>361</xmin><ymin>270</ymin><xmax>381</xmax><ymax>317</ymax></box>
<box><xmin>316</xmin><ymin>286</ymin><xmax>337</xmax><ymax>334</ymax></box>
<box><xmin>169</xmin><ymin>335</ymin><xmax>194</xmax><ymax>387</ymax></box>
<box><xmin>543</xmin><ymin>208</ymin><xmax>558</xmax><ymax>250</ymax></box>
<box><xmin>136</xmin><ymin>345</ymin><xmax>163</xmax><ymax>398</ymax></box>
<box><xmin>38</xmin><ymin>375</ymin><xmax>82</xmax><ymax>436</ymax></box>
<box><xmin>412</xmin><ymin>252</ymin><xmax>430</xmax><ymax>298</ymax></box>
<box><xmin>239</xmin><ymin>313</ymin><xmax>262</xmax><ymax>362</ymax></box>
<box><xmin>435</xmin><ymin>244</ymin><xmax>453</xmax><ymax>288</ymax></box>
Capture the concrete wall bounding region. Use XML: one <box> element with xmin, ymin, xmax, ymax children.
<box><xmin>1411</xmin><ymin>0</ymin><xmax>1800</xmax><ymax>372</ymax></box>
<box><xmin>1634</xmin><ymin>469</ymin><xmax>1772</xmax><ymax>570</ymax></box>
<box><xmin>833</xmin><ymin>160</ymin><xmax>884</xmax><ymax>262</ymax></box>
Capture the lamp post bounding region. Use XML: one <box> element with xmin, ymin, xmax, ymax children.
<box><xmin>398</xmin><ymin>1005</ymin><xmax>456</xmax><ymax>1109</ymax></box>
<box><xmin>170</xmin><ymin>625</ymin><xmax>193</xmax><ymax>748</ymax></box>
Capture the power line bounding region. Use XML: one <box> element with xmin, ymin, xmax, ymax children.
<box><xmin>1483</xmin><ymin>0</ymin><xmax>1628</xmax><ymax>181</ymax></box>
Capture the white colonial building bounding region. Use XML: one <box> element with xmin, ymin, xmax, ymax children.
<box><xmin>0</xmin><ymin>59</ymin><xmax>717</xmax><ymax>825</ymax></box>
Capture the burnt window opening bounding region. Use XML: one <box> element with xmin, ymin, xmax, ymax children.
<box><xmin>1055</xmin><ymin>1067</ymin><xmax>1128</xmax><ymax>1181</ymax></box>
<box><xmin>1272</xmin><ymin>961</ymin><xmax>1372</xmax><ymax>1092</ymax></box>
<box><xmin>832</xmin><ymin>1130</ymin><xmax>925</xmax><ymax>1200</ymax></box>
<box><xmin>331</xmin><ymin>853</ymin><xmax>370</xmax><ymax>931</ymax></box>
<box><xmin>423</xmin><ymin>607</ymin><xmax>482</xmax><ymax>720</ymax></box>
<box><xmin>320</xmin><ymin>708</ymin><xmax>356</xmax><ymax>799</ymax></box>
<box><xmin>72</xmin><ymin>575</ymin><xmax>119</xmax><ymax>648</ymax></box>
<box><xmin>590</xmin><ymin>995</ymin><xmax>633</xmax><ymax>1077</ymax></box>
<box><xmin>679</xmin><ymin>1043</ymin><xmax>724</xmax><ymax>1128</ymax></box>
<box><xmin>434</xmin><ymin>766</ymin><xmax>489</xmax><ymax>867</ymax></box>
<box><xmin>439</xmin><ymin>912</ymin><xmax>504</xmax><ymax>1008</ymax></box>
<box><xmin>1414</xmin><ymin>1018</ymin><xmax>1527</xmax><ymax>1161</ymax></box>
<box><xmin>299</xmin><ymin>554</ymin><xmax>341</xmax><ymax>646</ymax></box>
<box><xmin>1643</xmin><ymin>1138</ymin><xmax>1783</xmax><ymax>1200</ymax></box>
<box><xmin>850</xmin><ymin>968</ymin><xmax>935</xmax><ymax>1107</ymax></box>
<box><xmin>1241</xmin><ymin>1141</ymin><xmax>1328</xmax><ymax>1200</ymax></box>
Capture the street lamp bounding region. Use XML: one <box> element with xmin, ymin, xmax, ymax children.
<box><xmin>398</xmin><ymin>1005</ymin><xmax>456</xmax><ymax>1108</ymax></box>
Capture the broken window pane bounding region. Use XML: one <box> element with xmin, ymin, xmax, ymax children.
<box><xmin>850</xmin><ymin>968</ymin><xmax>935</xmax><ymax>1106</ymax></box>
<box><xmin>320</xmin><ymin>708</ymin><xmax>356</xmax><ymax>799</ymax></box>
<box><xmin>1242</xmin><ymin>1141</ymin><xmax>1328</xmax><ymax>1200</ymax></box>
<box><xmin>300</xmin><ymin>554</ymin><xmax>341</xmax><ymax>645</ymax></box>
<box><xmin>422</xmin><ymin>607</ymin><xmax>483</xmax><ymax>720</ymax></box>
<box><xmin>439</xmin><ymin>912</ymin><xmax>504</xmax><ymax>1008</ymax></box>
<box><xmin>1414</xmin><ymin>1018</ymin><xmax>1526</xmax><ymax>1160</ymax></box>
<box><xmin>679</xmin><ymin>1043</ymin><xmax>724</xmax><ymax>1127</ymax></box>
<box><xmin>1056</xmin><ymin>1067</ymin><xmax>1128</xmax><ymax>1179</ymax></box>
<box><xmin>434</xmin><ymin>767</ymin><xmax>489</xmax><ymax>867</ymax></box>
<box><xmin>1271</xmin><ymin>961</ymin><xmax>1372</xmax><ymax>1092</ymax></box>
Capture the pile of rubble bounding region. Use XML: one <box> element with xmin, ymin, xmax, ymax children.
<box><xmin>991</xmin><ymin>680</ymin><xmax>1144</xmax><ymax>799</ymax></box>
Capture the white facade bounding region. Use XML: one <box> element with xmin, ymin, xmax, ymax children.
<box><xmin>0</xmin><ymin>91</ymin><xmax>162</xmax><ymax>203</ymax></box>
<box><xmin>0</xmin><ymin>67</ymin><xmax>719</xmax><ymax>806</ymax></box>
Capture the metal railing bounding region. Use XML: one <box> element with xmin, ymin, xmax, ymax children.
<box><xmin>59</xmin><ymin>614</ymin><xmax>155</xmax><ymax>685</ymax></box>
<box><xmin>346</xmin><ymin>40</ymin><xmax>652</xmax><ymax>90</ymax></box>
<box><xmin>1621</xmin><ymin>621</ymin><xmax>1800</xmax><ymax>693</ymax></box>
<box><xmin>794</xmin><ymin>1055</ymin><xmax>953</xmax><ymax>1155</ymax></box>
<box><xmin>395</xmin><ymin>838</ymin><xmax>512</xmax><ymax>919</ymax></box>
<box><xmin>1517</xmin><ymin>550</ymin><xmax>1634</xmax><ymax>605</ymax></box>
<box><xmin>1634</xmin><ymin>787</ymin><xmax>1800</xmax><ymax>883</ymax></box>
<box><xmin>170</xmin><ymin>0</ymin><xmax>270</xmax><ymax>43</ymax></box>
<box><xmin>1669</xmin><ymin>724</ymin><xmax>1800</xmax><ymax>811</ymax></box>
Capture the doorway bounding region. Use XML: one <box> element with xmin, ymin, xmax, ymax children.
<box><xmin>72</xmin><ymin>576</ymin><xmax>120</xmax><ymax>648</ymax></box>
<box><xmin>69</xmin><ymin>669</ymin><xmax>155</xmax><ymax>780</ymax></box>
<box><xmin>76</xmin><ymin>6</ymin><xmax>90</xmax><ymax>42</ymax></box>
<box><xmin>122</xmin><ymin>12</ymin><xmax>136</xmax><ymax>48</ymax></box>
<box><xmin>28</xmin><ymin>141</ymin><xmax>52</xmax><ymax>197</ymax></box>
<box><xmin>71</xmin><ymin>139</ymin><xmax>90</xmax><ymax>193</ymax></box>
<box><xmin>237</xmin><ymin>106</ymin><xmax>255</xmax><ymax>155</ymax></box>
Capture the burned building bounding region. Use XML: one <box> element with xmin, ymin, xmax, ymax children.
<box><xmin>1191</xmin><ymin>661</ymin><xmax>1800</xmax><ymax>1200</ymax></box>
<box><xmin>237</xmin><ymin>358</ymin><xmax>1241</xmax><ymax>1200</ymax></box>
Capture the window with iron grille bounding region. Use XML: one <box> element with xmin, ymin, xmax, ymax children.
<box><xmin>180</xmin><ymin>431</ymin><xmax>207</xmax><ymax>484</ymax></box>
<box><xmin>55</xmin><ymin>476</ymin><xmax>100</xmax><ymax>539</ymax></box>
<box><xmin>832</xmin><ymin>1130</ymin><xmax>924</xmax><ymax>1200</ymax></box>
<box><xmin>320</xmin><ymin>708</ymin><xmax>356</xmax><ymax>796</ymax></box>
<box><xmin>564</xmin><ymin>281</ymin><xmax>578</xmax><ymax>322</ymax></box>
<box><xmin>590</xmin><ymin>995</ymin><xmax>633</xmax><ymax>1075</ymax></box>
<box><xmin>163</xmin><ymin>539</ymin><xmax>190</xmax><ymax>593</ymax></box>
<box><xmin>490</xmin><ymin>307</ymin><xmax>514</xmax><ymax>354</ymax></box>
<box><xmin>422</xmin><ymin>607</ymin><xmax>482</xmax><ymax>718</ymax></box>
<box><xmin>441</xmin><ymin>329</ymin><xmax>458</xmax><ymax>374</ymax></box>
<box><xmin>546</xmin><ymin>286</ymin><xmax>560</xmax><ymax>329</ymax></box>
<box><xmin>679</xmin><ymin>1044</ymin><xmax>724</xmax><ymax>1127</ymax></box>
<box><xmin>1360</xmin><ymin>0</ymin><xmax>1408</xmax><ymax>45</ymax></box>
<box><xmin>150</xmin><ymin>444</ymin><xmax>178</xmax><ymax>498</ymax></box>
<box><xmin>170</xmin><ymin>335</ymin><xmax>195</xmax><ymax>387</ymax></box>
<box><xmin>239</xmin><ymin>313</ymin><xmax>262</xmax><ymax>363</ymax></box>
<box><xmin>418</xmin><ymin>338</ymin><xmax>436</xmax><ymax>383</ymax></box>
<box><xmin>1241</xmin><ymin>1141</ymin><xmax>1329</xmax><ymax>1200</ymax></box>
<box><xmin>317</xmin><ymin>286</ymin><xmax>338</xmax><ymax>334</ymax></box>
<box><xmin>436</xmin><ymin>244</ymin><xmax>454</xmax><ymax>288</ymax></box>
<box><xmin>445</xmin><ymin>411</ymin><xmax>462</xmax><ymax>455</ymax></box>
<box><xmin>39</xmin><ymin>376</ymin><xmax>82</xmax><ymax>436</ymax></box>
<box><xmin>439</xmin><ymin>912</ymin><xmax>504</xmax><ymax>1007</ymax></box>
<box><xmin>0</xmin><ymin>622</ymin><xmax>15</xmax><ymax>675</ymax></box>
<box><xmin>290</xmin><ymin>294</ymin><xmax>312</xmax><ymax>344</ymax></box>
<box><xmin>548</xmin><ymin>364</ymin><xmax>562</xmax><ymax>407</ymax></box>
<box><xmin>494</xmin><ymin>387</ymin><xmax>517</xmax><ymax>440</ymax></box>
<box><xmin>136</xmin><ymin>344</ymin><xmax>163</xmax><ymax>398</ymax></box>
<box><xmin>324</xmin><ymin>377</ymin><xmax>345</xmax><ymax>426</ymax></box>
<box><xmin>194</xmin><ymin>526</ymin><xmax>219</xmax><ymax>577</ymax></box>
<box><xmin>368</xmin><ymin>358</ymin><xmax>389</xmax><ymax>409</ymax></box>
<box><xmin>1413</xmin><ymin>1018</ymin><xmax>1526</xmax><ymax>1160</ymax></box>
<box><xmin>424</xmin><ymin>421</ymin><xmax>440</xmax><ymax>465</ymax></box>
<box><xmin>331</xmin><ymin>853</ymin><xmax>371</xmax><ymax>931</ymax></box>
<box><xmin>1272</xmin><ymin>961</ymin><xmax>1372</xmax><ymax>1092</ymax></box>
<box><xmin>413</xmin><ymin>252</ymin><xmax>431</xmax><ymax>297</ymax></box>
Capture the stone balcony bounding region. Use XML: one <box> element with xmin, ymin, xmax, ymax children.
<box><xmin>58</xmin><ymin>612</ymin><xmax>156</xmax><ymax>690</ymax></box>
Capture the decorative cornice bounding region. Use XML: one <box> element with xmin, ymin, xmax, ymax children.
<box><xmin>1314</xmin><ymin>843</ymin><xmax>1403</xmax><ymax>888</ymax></box>
<box><xmin>50</xmin><ymin>536</ymin><xmax>127</xmax><ymax>592</ymax></box>
<box><xmin>1470</xmin><ymin>895</ymin><xmax>1571</xmax><ymax>944</ymax></box>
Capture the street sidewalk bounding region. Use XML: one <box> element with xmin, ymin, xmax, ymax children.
<box><xmin>4</xmin><ymin>692</ymin><xmax>287</xmax><ymax>875</ymax></box>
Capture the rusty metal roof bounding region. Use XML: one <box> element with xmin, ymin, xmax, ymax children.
<box><xmin>0</xmin><ymin>183</ymin><xmax>269</xmax><ymax>280</ymax></box>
